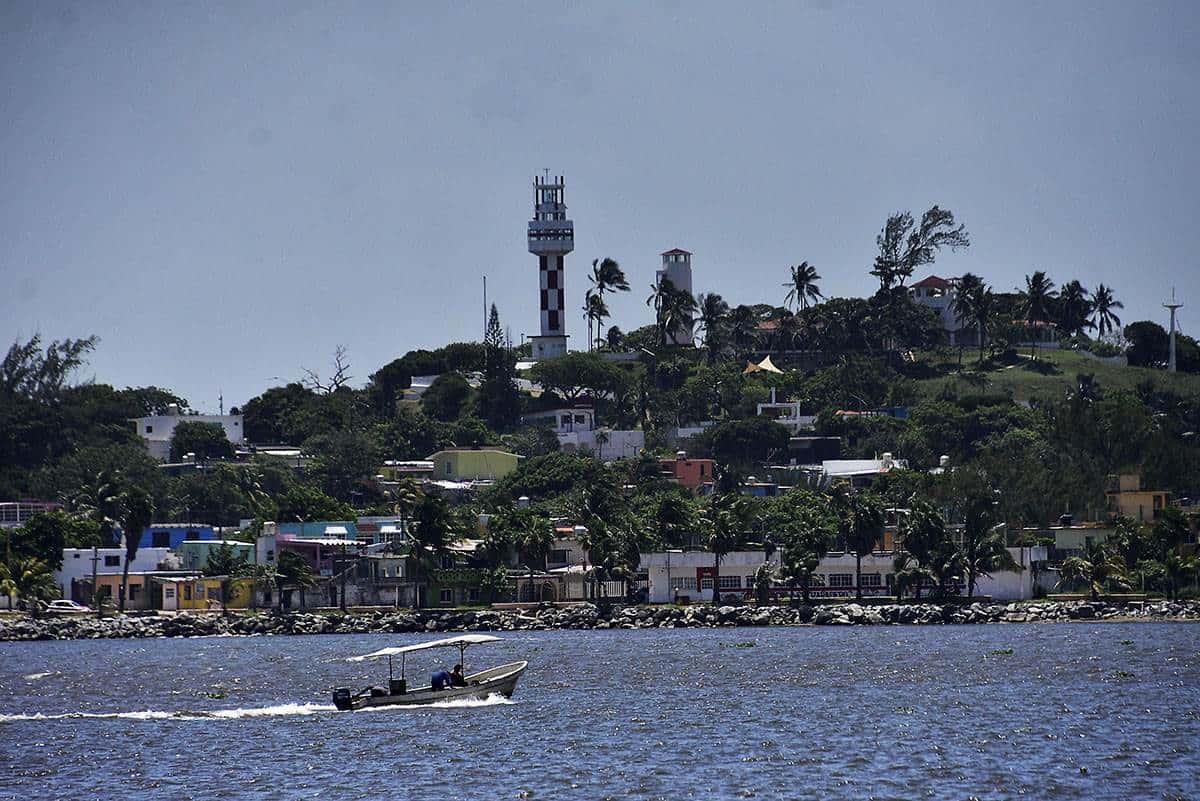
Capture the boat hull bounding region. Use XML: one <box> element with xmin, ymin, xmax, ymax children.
<box><xmin>335</xmin><ymin>661</ymin><xmax>526</xmax><ymax>710</ymax></box>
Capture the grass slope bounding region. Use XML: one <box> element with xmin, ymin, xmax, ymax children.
<box><xmin>914</xmin><ymin>348</ymin><xmax>1200</xmax><ymax>404</ymax></box>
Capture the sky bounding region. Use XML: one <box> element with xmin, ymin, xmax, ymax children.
<box><xmin>3</xmin><ymin>1</ymin><xmax>1199</xmax><ymax>412</ymax></box>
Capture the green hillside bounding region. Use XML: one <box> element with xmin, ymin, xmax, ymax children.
<box><xmin>914</xmin><ymin>348</ymin><xmax>1200</xmax><ymax>404</ymax></box>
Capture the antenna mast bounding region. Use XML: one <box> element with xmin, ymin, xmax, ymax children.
<box><xmin>1164</xmin><ymin>288</ymin><xmax>1184</xmax><ymax>373</ymax></box>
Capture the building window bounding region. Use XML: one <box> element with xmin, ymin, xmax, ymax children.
<box><xmin>439</xmin><ymin>589</ymin><xmax>453</xmax><ymax>604</ymax></box>
<box><xmin>548</xmin><ymin>549</ymin><xmax>569</xmax><ymax>564</ymax></box>
<box><xmin>446</xmin><ymin>462</ymin><xmax>453</xmax><ymax>476</ymax></box>
<box><xmin>144</xmin><ymin>425</ymin><xmax>153</xmax><ymax>434</ymax></box>
<box><xmin>73</xmin><ymin>553</ymin><xmax>80</xmax><ymax>559</ymax></box>
<box><xmin>468</xmin><ymin>588</ymin><xmax>480</xmax><ymax>602</ymax></box>
<box><xmin>207</xmin><ymin>587</ymin><xmax>220</xmax><ymax>600</ymax></box>
<box><xmin>129</xmin><ymin>584</ymin><xmax>141</xmax><ymax>600</ymax></box>
<box><xmin>670</xmin><ymin>577</ymin><xmax>696</xmax><ymax>591</ymax></box>
<box><xmin>829</xmin><ymin>574</ymin><xmax>853</xmax><ymax>588</ymax></box>
<box><xmin>185</xmin><ymin>530</ymin><xmax>199</xmax><ymax>541</ymax></box>
<box><xmin>183</xmin><ymin>585</ymin><xmax>192</xmax><ymax>601</ymax></box>
<box><xmin>164</xmin><ymin>587</ymin><xmax>176</xmax><ymax>599</ymax></box>
<box><xmin>574</xmin><ymin>415</ymin><xmax>586</xmax><ymax>424</ymax></box>
<box><xmin>718</xmin><ymin>575</ymin><xmax>741</xmax><ymax>589</ymax></box>
<box><xmin>700</xmin><ymin>577</ymin><xmax>713</xmax><ymax>590</ymax></box>
<box><xmin>104</xmin><ymin>555</ymin><xmax>121</xmax><ymax>567</ymax></box>
<box><xmin>561</xmin><ymin>415</ymin><xmax>572</xmax><ymax>426</ymax></box>
<box><xmin>152</xmin><ymin>531</ymin><xmax>170</xmax><ymax>548</ymax></box>
<box><xmin>861</xmin><ymin>573</ymin><xmax>882</xmax><ymax>587</ymax></box>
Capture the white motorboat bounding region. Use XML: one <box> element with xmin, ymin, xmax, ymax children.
<box><xmin>333</xmin><ymin>634</ymin><xmax>526</xmax><ymax>711</ymax></box>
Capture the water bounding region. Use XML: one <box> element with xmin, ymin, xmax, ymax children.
<box><xmin>1</xmin><ymin>624</ymin><xmax>1198</xmax><ymax>800</ymax></box>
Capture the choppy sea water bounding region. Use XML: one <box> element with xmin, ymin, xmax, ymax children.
<box><xmin>1</xmin><ymin>623</ymin><xmax>1197</xmax><ymax>800</ymax></box>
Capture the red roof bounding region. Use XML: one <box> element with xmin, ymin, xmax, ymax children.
<box><xmin>661</xmin><ymin>248</ymin><xmax>692</xmax><ymax>256</ymax></box>
<box><xmin>911</xmin><ymin>275</ymin><xmax>953</xmax><ymax>289</ymax></box>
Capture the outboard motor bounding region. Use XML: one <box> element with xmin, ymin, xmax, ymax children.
<box><xmin>389</xmin><ymin>679</ymin><xmax>407</xmax><ymax>695</ymax></box>
<box><xmin>332</xmin><ymin>687</ymin><xmax>353</xmax><ymax>711</ymax></box>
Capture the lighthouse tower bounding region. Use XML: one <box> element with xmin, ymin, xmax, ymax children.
<box><xmin>657</xmin><ymin>248</ymin><xmax>694</xmax><ymax>345</ymax></box>
<box><xmin>527</xmin><ymin>175</ymin><xmax>574</xmax><ymax>360</ymax></box>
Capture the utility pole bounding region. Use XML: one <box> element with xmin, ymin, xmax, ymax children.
<box><xmin>1164</xmin><ymin>289</ymin><xmax>1183</xmax><ymax>373</ymax></box>
<box><xmin>91</xmin><ymin>544</ymin><xmax>101</xmax><ymax>619</ymax></box>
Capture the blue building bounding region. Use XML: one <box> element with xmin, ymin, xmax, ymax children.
<box><xmin>137</xmin><ymin>524</ymin><xmax>218</xmax><ymax>549</ymax></box>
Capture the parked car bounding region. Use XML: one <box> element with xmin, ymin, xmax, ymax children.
<box><xmin>45</xmin><ymin>600</ymin><xmax>90</xmax><ymax>614</ymax></box>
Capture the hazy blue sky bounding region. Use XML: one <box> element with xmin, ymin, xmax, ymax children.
<box><xmin>3</xmin><ymin>1</ymin><xmax>1199</xmax><ymax>411</ymax></box>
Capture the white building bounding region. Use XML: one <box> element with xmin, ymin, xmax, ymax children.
<box><xmin>520</xmin><ymin>407</ymin><xmax>645</xmax><ymax>460</ymax></box>
<box><xmin>656</xmin><ymin>248</ymin><xmax>694</xmax><ymax>345</ymax></box>
<box><xmin>642</xmin><ymin>550</ymin><xmax>779</xmax><ymax>604</ymax></box>
<box><xmin>641</xmin><ymin>546</ymin><xmax>1046</xmax><ymax>604</ymax></box>
<box><xmin>54</xmin><ymin>547</ymin><xmax>176</xmax><ymax>599</ymax></box>
<box><xmin>757</xmin><ymin>389</ymin><xmax>817</xmax><ymax>433</ymax></box>
<box><xmin>131</xmin><ymin>404</ymin><xmax>244</xmax><ymax>461</ymax></box>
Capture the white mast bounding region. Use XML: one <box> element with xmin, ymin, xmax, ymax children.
<box><xmin>1164</xmin><ymin>289</ymin><xmax>1183</xmax><ymax>373</ymax></box>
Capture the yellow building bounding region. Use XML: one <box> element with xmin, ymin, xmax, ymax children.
<box><xmin>428</xmin><ymin>448</ymin><xmax>519</xmax><ymax>481</ymax></box>
<box><xmin>156</xmin><ymin>576</ymin><xmax>251</xmax><ymax>611</ymax></box>
<box><xmin>1106</xmin><ymin>474</ymin><xmax>1169</xmax><ymax>523</ymax></box>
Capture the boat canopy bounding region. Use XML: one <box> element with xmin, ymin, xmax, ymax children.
<box><xmin>347</xmin><ymin>634</ymin><xmax>503</xmax><ymax>662</ymax></box>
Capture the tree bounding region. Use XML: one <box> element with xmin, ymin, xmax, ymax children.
<box><xmin>582</xmin><ymin>290</ymin><xmax>607</xmax><ymax>353</ymax></box>
<box><xmin>1090</xmin><ymin>284</ymin><xmax>1124</xmax><ymax>341</ymax></box>
<box><xmin>203</xmin><ymin>541</ymin><xmax>248</xmax><ymax>614</ymax></box>
<box><xmin>304</xmin><ymin>429</ymin><xmax>383</xmax><ymax>503</ymax></box>
<box><xmin>1058</xmin><ymin>540</ymin><xmax>1128</xmax><ymax>600</ymax></box>
<box><xmin>529</xmin><ymin>352</ymin><xmax>625</xmax><ymax>405</ymax></box>
<box><xmin>3</xmin><ymin>511</ymin><xmax>100</xmax><ymax>572</ymax></box>
<box><xmin>701</xmin><ymin>492</ymin><xmax>743</xmax><ymax>605</ymax></box>
<box><xmin>695</xmin><ymin>293</ymin><xmax>730</xmax><ymax>363</ymax></box>
<box><xmin>275</xmin><ymin>550</ymin><xmax>317</xmax><ymax>610</ymax></box>
<box><xmin>420</xmin><ymin>373</ymin><xmax>473</xmax><ymax>422</ymax></box>
<box><xmin>0</xmin><ymin>556</ymin><xmax>59</xmax><ymax>613</ymax></box>
<box><xmin>117</xmin><ymin>485</ymin><xmax>154</xmax><ymax>613</ymax></box>
<box><xmin>275</xmin><ymin>484</ymin><xmax>355</xmax><ymax>523</ymax></box>
<box><xmin>783</xmin><ymin>261</ymin><xmax>823</xmax><ymax>311</ymax></box>
<box><xmin>871</xmin><ymin>206</ymin><xmax>970</xmax><ymax>290</ymax></box>
<box><xmin>302</xmin><ymin>345</ymin><xmax>352</xmax><ymax>394</ymax></box>
<box><xmin>491</xmin><ymin>505</ymin><xmax>552</xmax><ymax>603</ymax></box>
<box><xmin>589</xmin><ymin>257</ymin><xmax>631</xmax><ymax>348</ymax></box>
<box><xmin>1056</xmin><ymin>280</ymin><xmax>1093</xmax><ymax>339</ymax></box>
<box><xmin>1124</xmin><ymin>321</ymin><xmax>1169</xmax><ymax>368</ymax></box>
<box><xmin>169</xmin><ymin>421</ymin><xmax>235</xmax><ymax>463</ymax></box>
<box><xmin>69</xmin><ymin>470</ymin><xmax>123</xmax><ymax>618</ymax></box>
<box><xmin>478</xmin><ymin>304</ymin><xmax>521</xmax><ymax>431</ymax></box>
<box><xmin>1020</xmin><ymin>271</ymin><xmax>1058</xmax><ymax>357</ymax></box>
<box><xmin>697</xmin><ymin>417</ymin><xmax>790</xmax><ymax>468</ymax></box>
<box><xmin>1</xmin><ymin>334</ymin><xmax>97</xmax><ymax>403</ymax></box>
<box><xmin>410</xmin><ymin>494</ymin><xmax>463</xmax><ymax>609</ymax></box>
<box><xmin>728</xmin><ymin>305</ymin><xmax>759</xmax><ymax>356</ymax></box>
<box><xmin>845</xmin><ymin>492</ymin><xmax>885</xmax><ymax>600</ymax></box>
<box><xmin>951</xmin><ymin>273</ymin><xmax>995</xmax><ymax>363</ymax></box>
<box><xmin>646</xmin><ymin>277</ymin><xmax>697</xmax><ymax>346</ymax></box>
<box><xmin>899</xmin><ymin>499</ymin><xmax>957</xmax><ymax>599</ymax></box>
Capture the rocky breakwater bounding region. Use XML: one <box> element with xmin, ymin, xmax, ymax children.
<box><xmin>1</xmin><ymin>599</ymin><xmax>1197</xmax><ymax>641</ymax></box>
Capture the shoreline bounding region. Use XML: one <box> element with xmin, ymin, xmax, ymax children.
<box><xmin>2</xmin><ymin>599</ymin><xmax>1198</xmax><ymax>641</ymax></box>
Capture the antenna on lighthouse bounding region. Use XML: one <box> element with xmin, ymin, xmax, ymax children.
<box><xmin>1164</xmin><ymin>288</ymin><xmax>1184</xmax><ymax>373</ymax></box>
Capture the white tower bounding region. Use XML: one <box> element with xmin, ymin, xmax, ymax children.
<box><xmin>1164</xmin><ymin>290</ymin><xmax>1183</xmax><ymax>373</ymax></box>
<box><xmin>527</xmin><ymin>175</ymin><xmax>574</xmax><ymax>360</ymax></box>
<box><xmin>657</xmin><ymin>248</ymin><xmax>694</xmax><ymax>345</ymax></box>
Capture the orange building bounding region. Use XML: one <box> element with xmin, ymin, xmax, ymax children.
<box><xmin>659</xmin><ymin>452</ymin><xmax>715</xmax><ymax>492</ymax></box>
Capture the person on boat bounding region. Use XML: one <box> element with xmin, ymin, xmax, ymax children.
<box><xmin>430</xmin><ymin>668</ymin><xmax>453</xmax><ymax>691</ymax></box>
<box><xmin>450</xmin><ymin>664</ymin><xmax>467</xmax><ymax>687</ymax></box>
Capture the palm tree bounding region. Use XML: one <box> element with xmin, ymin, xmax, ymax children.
<box><xmin>1058</xmin><ymin>541</ymin><xmax>1128</xmax><ymax>601</ymax></box>
<box><xmin>1091</xmin><ymin>284</ymin><xmax>1124</xmax><ymax>341</ymax></box>
<box><xmin>589</xmin><ymin>257</ymin><xmax>630</xmax><ymax>342</ymax></box>
<box><xmin>0</xmin><ymin>556</ymin><xmax>58</xmax><ymax>615</ymax></box>
<box><xmin>846</xmin><ymin>493</ymin><xmax>885</xmax><ymax>600</ymax></box>
<box><xmin>1057</xmin><ymin>280</ymin><xmax>1093</xmax><ymax>339</ymax></box>
<box><xmin>702</xmin><ymin>492</ymin><xmax>742</xmax><ymax>605</ymax></box>
<box><xmin>68</xmin><ymin>471</ymin><xmax>123</xmax><ymax>618</ymax></box>
<box><xmin>647</xmin><ymin>278</ymin><xmax>698</xmax><ymax>346</ymax></box>
<box><xmin>782</xmin><ymin>261</ymin><xmax>823</xmax><ymax>311</ymax></box>
<box><xmin>728</xmin><ymin>305</ymin><xmax>758</xmax><ymax>356</ymax></box>
<box><xmin>695</xmin><ymin>292</ymin><xmax>730</xmax><ymax>363</ymax></box>
<box><xmin>1020</xmin><ymin>271</ymin><xmax>1058</xmax><ymax>358</ymax></box>
<box><xmin>951</xmin><ymin>273</ymin><xmax>996</xmax><ymax>364</ymax></box>
<box><xmin>275</xmin><ymin>550</ymin><xmax>317</xmax><ymax>610</ymax></box>
<box><xmin>582</xmin><ymin>290</ymin><xmax>608</xmax><ymax>352</ymax></box>
<box><xmin>410</xmin><ymin>494</ymin><xmax>462</xmax><ymax>609</ymax></box>
<box><xmin>117</xmin><ymin>485</ymin><xmax>154</xmax><ymax>613</ymax></box>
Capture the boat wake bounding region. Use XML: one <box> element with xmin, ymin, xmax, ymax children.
<box><xmin>0</xmin><ymin>694</ymin><xmax>514</xmax><ymax>723</ymax></box>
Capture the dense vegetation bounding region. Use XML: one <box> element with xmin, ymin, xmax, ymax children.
<box><xmin>3</xmin><ymin>205</ymin><xmax>1199</xmax><ymax>603</ymax></box>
